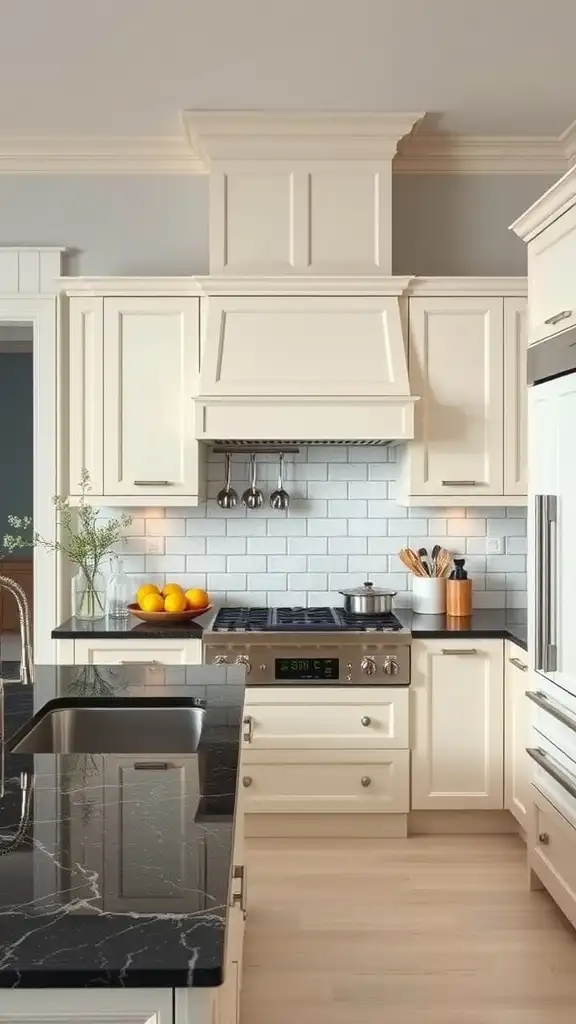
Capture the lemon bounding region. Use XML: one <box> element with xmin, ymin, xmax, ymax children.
<box><xmin>162</xmin><ymin>583</ymin><xmax>184</xmax><ymax>598</ymax></box>
<box><xmin>185</xmin><ymin>587</ymin><xmax>210</xmax><ymax>610</ymax></box>
<box><xmin>140</xmin><ymin>592</ymin><xmax>164</xmax><ymax>613</ymax></box>
<box><xmin>164</xmin><ymin>592</ymin><xmax>187</xmax><ymax>613</ymax></box>
<box><xmin>136</xmin><ymin>583</ymin><xmax>159</xmax><ymax>607</ymax></box>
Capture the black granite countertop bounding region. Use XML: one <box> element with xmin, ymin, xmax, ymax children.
<box><xmin>52</xmin><ymin>610</ymin><xmax>216</xmax><ymax>640</ymax></box>
<box><xmin>0</xmin><ymin>664</ymin><xmax>244</xmax><ymax>988</ymax></box>
<box><xmin>396</xmin><ymin>609</ymin><xmax>527</xmax><ymax>651</ymax></box>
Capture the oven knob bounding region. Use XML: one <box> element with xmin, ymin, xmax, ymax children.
<box><xmin>383</xmin><ymin>657</ymin><xmax>399</xmax><ymax>676</ymax></box>
<box><xmin>212</xmin><ymin>655</ymin><xmax>229</xmax><ymax>665</ymax></box>
<box><xmin>235</xmin><ymin>654</ymin><xmax>252</xmax><ymax>675</ymax></box>
<box><xmin>360</xmin><ymin>656</ymin><xmax>377</xmax><ymax>677</ymax></box>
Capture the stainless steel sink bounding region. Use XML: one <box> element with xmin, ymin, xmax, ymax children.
<box><xmin>9</xmin><ymin>699</ymin><xmax>206</xmax><ymax>754</ymax></box>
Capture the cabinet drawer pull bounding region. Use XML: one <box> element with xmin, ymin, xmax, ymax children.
<box><xmin>361</xmin><ymin>776</ymin><xmax>372</xmax><ymax>787</ymax></box>
<box><xmin>242</xmin><ymin>776</ymin><xmax>252</xmax><ymax>788</ymax></box>
<box><xmin>509</xmin><ymin>657</ymin><xmax>528</xmax><ymax>672</ymax></box>
<box><xmin>441</xmin><ymin>648</ymin><xmax>478</xmax><ymax>656</ymax></box>
<box><xmin>133</xmin><ymin>480</ymin><xmax>172</xmax><ymax>486</ymax></box>
<box><xmin>526</xmin><ymin>690</ymin><xmax>576</xmax><ymax>733</ymax></box>
<box><xmin>361</xmin><ymin>716</ymin><xmax>371</xmax><ymax>727</ymax></box>
<box><xmin>441</xmin><ymin>480</ymin><xmax>480</xmax><ymax>487</ymax></box>
<box><xmin>544</xmin><ymin>310</ymin><xmax>572</xmax><ymax>326</ymax></box>
<box><xmin>118</xmin><ymin>660</ymin><xmax>160</xmax><ymax>665</ymax></box>
<box><xmin>134</xmin><ymin>762</ymin><xmax>170</xmax><ymax>771</ymax></box>
<box><xmin>538</xmin><ymin>832</ymin><xmax>550</xmax><ymax>845</ymax></box>
<box><xmin>526</xmin><ymin>747</ymin><xmax>576</xmax><ymax>800</ymax></box>
<box><xmin>231</xmin><ymin>864</ymin><xmax>247</xmax><ymax>917</ymax></box>
<box><xmin>243</xmin><ymin>715</ymin><xmax>254</xmax><ymax>743</ymax></box>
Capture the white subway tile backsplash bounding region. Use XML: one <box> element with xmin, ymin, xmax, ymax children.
<box><xmin>289</xmin><ymin>537</ymin><xmax>328</xmax><ymax>555</ymax></box>
<box><xmin>124</xmin><ymin>447</ymin><xmax>527</xmax><ymax>609</ymax></box>
<box><xmin>247</xmin><ymin>537</ymin><xmax>287</xmax><ymax>555</ymax></box>
<box><xmin>247</xmin><ymin>573</ymin><xmax>287</xmax><ymax>591</ymax></box>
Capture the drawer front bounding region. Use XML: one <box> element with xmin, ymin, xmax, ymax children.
<box><xmin>528</xmin><ymin>729</ymin><xmax>576</xmax><ymax>829</ymax></box>
<box><xmin>73</xmin><ymin>639</ymin><xmax>202</xmax><ymax>666</ymax></box>
<box><xmin>527</xmin><ymin>677</ymin><xmax>576</xmax><ymax>762</ymax></box>
<box><xmin>531</xmin><ymin>789</ymin><xmax>576</xmax><ymax>923</ymax></box>
<box><xmin>243</xmin><ymin>692</ymin><xmax>409</xmax><ymax>749</ymax></box>
<box><xmin>240</xmin><ymin>751</ymin><xmax>409</xmax><ymax>814</ymax></box>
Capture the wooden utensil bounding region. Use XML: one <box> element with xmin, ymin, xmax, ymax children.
<box><xmin>399</xmin><ymin>547</ymin><xmax>429</xmax><ymax>577</ymax></box>
<box><xmin>434</xmin><ymin>548</ymin><xmax>453</xmax><ymax>578</ymax></box>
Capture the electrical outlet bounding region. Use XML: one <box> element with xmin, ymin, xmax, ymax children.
<box><xmin>145</xmin><ymin>537</ymin><xmax>164</xmax><ymax>555</ymax></box>
<box><xmin>485</xmin><ymin>537</ymin><xmax>503</xmax><ymax>555</ymax></box>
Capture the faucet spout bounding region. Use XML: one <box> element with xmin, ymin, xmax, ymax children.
<box><xmin>0</xmin><ymin>576</ymin><xmax>33</xmax><ymax>686</ymax></box>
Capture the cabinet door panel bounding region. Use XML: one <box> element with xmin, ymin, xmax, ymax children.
<box><xmin>528</xmin><ymin>204</ymin><xmax>576</xmax><ymax>342</ymax></box>
<box><xmin>504</xmin><ymin>641</ymin><xmax>531</xmax><ymax>829</ymax></box>
<box><xmin>244</xmin><ymin>692</ymin><xmax>408</xmax><ymax>749</ymax></box>
<box><xmin>103</xmin><ymin>297</ymin><xmax>199</xmax><ymax>498</ymax></box>
<box><xmin>408</xmin><ymin>297</ymin><xmax>504</xmax><ymax>496</ymax></box>
<box><xmin>503</xmin><ymin>298</ymin><xmax>528</xmax><ymax>495</ymax></box>
<box><xmin>69</xmin><ymin>297</ymin><xmax>104</xmax><ymax>495</ymax></box>
<box><xmin>73</xmin><ymin>639</ymin><xmax>202</xmax><ymax>667</ymax></box>
<box><xmin>0</xmin><ymin>987</ymin><xmax>173</xmax><ymax>1023</ymax></box>
<box><xmin>411</xmin><ymin>639</ymin><xmax>504</xmax><ymax>810</ymax></box>
<box><xmin>103</xmin><ymin>756</ymin><xmax>202</xmax><ymax>913</ymax></box>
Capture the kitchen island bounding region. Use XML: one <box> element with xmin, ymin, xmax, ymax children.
<box><xmin>0</xmin><ymin>664</ymin><xmax>245</xmax><ymax>1023</ymax></box>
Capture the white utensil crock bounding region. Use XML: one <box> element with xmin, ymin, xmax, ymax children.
<box><xmin>412</xmin><ymin>576</ymin><xmax>446</xmax><ymax>615</ymax></box>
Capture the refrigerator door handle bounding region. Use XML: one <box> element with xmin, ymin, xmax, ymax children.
<box><xmin>535</xmin><ymin>494</ymin><xmax>558</xmax><ymax>675</ymax></box>
<box><xmin>534</xmin><ymin>494</ymin><xmax>546</xmax><ymax>672</ymax></box>
<box><xmin>544</xmin><ymin>494</ymin><xmax>558</xmax><ymax>673</ymax></box>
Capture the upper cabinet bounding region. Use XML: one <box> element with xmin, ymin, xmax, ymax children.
<box><xmin>67</xmin><ymin>291</ymin><xmax>204</xmax><ymax>506</ymax></box>
<box><xmin>397</xmin><ymin>288</ymin><xmax>527</xmax><ymax>506</ymax></box>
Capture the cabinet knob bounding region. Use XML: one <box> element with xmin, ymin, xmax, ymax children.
<box><xmin>538</xmin><ymin>832</ymin><xmax>550</xmax><ymax>845</ymax></box>
<box><xmin>361</xmin><ymin>716</ymin><xmax>371</xmax><ymax>727</ymax></box>
<box><xmin>243</xmin><ymin>715</ymin><xmax>254</xmax><ymax>743</ymax></box>
<box><xmin>242</xmin><ymin>776</ymin><xmax>252</xmax><ymax>788</ymax></box>
<box><xmin>361</xmin><ymin>776</ymin><xmax>372</xmax><ymax>787</ymax></box>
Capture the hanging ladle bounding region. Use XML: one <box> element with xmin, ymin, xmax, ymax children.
<box><xmin>216</xmin><ymin>453</ymin><xmax>238</xmax><ymax>509</ymax></box>
<box><xmin>270</xmin><ymin>453</ymin><xmax>290</xmax><ymax>510</ymax></box>
<box><xmin>242</xmin><ymin>453</ymin><xmax>264</xmax><ymax>509</ymax></box>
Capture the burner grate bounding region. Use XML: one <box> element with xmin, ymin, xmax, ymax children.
<box><xmin>335</xmin><ymin>609</ymin><xmax>404</xmax><ymax>632</ymax></box>
<box><xmin>211</xmin><ymin>606</ymin><xmax>405</xmax><ymax>633</ymax></box>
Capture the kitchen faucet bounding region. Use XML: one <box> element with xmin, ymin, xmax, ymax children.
<box><xmin>0</xmin><ymin>575</ymin><xmax>33</xmax><ymax>686</ymax></box>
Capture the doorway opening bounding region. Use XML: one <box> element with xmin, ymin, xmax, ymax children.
<box><xmin>0</xmin><ymin>322</ymin><xmax>33</xmax><ymax>676</ymax></box>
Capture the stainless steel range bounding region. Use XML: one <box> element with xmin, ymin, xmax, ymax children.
<box><xmin>203</xmin><ymin>606</ymin><xmax>411</xmax><ymax>685</ymax></box>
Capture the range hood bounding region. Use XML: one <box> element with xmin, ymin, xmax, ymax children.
<box><xmin>185</xmin><ymin>111</ymin><xmax>422</xmax><ymax>443</ymax></box>
<box><xmin>194</xmin><ymin>280</ymin><xmax>417</xmax><ymax>443</ymax></box>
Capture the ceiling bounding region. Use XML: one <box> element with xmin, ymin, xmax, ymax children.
<box><xmin>1</xmin><ymin>0</ymin><xmax>574</xmax><ymax>138</ymax></box>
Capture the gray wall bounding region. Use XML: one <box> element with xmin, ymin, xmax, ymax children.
<box><xmin>0</xmin><ymin>353</ymin><xmax>33</xmax><ymax>555</ymax></box>
<box><xmin>0</xmin><ymin>172</ymin><xmax>556</xmax><ymax>277</ymax></box>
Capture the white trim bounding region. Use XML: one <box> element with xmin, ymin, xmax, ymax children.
<box><xmin>407</xmin><ymin>276</ymin><xmax>527</xmax><ymax>297</ymax></box>
<box><xmin>60</xmin><ymin>276</ymin><xmax>205</xmax><ymax>296</ymax></box>
<box><xmin>183</xmin><ymin>110</ymin><xmax>424</xmax><ymax>165</ymax></box>
<box><xmin>0</xmin><ymin>136</ymin><xmax>200</xmax><ymax>175</ymax></box>
<box><xmin>560</xmin><ymin>117</ymin><xmax>576</xmax><ymax>165</ymax></box>
<box><xmin>0</xmin><ymin>246</ymin><xmax>65</xmax><ymax>664</ymax></box>
<box><xmin>510</xmin><ymin>164</ymin><xmax>576</xmax><ymax>240</ymax></box>
<box><xmin>395</xmin><ymin>134</ymin><xmax>568</xmax><ymax>174</ymax></box>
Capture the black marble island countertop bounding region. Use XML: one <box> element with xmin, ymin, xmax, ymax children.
<box><xmin>0</xmin><ymin>664</ymin><xmax>244</xmax><ymax>988</ymax></box>
<box><xmin>52</xmin><ymin>609</ymin><xmax>216</xmax><ymax>640</ymax></box>
<box><xmin>397</xmin><ymin>609</ymin><xmax>527</xmax><ymax>651</ymax></box>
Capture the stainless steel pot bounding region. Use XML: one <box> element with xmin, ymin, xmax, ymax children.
<box><xmin>338</xmin><ymin>580</ymin><xmax>397</xmax><ymax>616</ymax></box>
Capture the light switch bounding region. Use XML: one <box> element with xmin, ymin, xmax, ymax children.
<box><xmin>485</xmin><ymin>537</ymin><xmax>503</xmax><ymax>555</ymax></box>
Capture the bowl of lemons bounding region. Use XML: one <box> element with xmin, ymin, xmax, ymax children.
<box><xmin>129</xmin><ymin>583</ymin><xmax>212</xmax><ymax>623</ymax></box>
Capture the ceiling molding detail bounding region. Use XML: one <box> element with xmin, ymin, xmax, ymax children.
<box><xmin>395</xmin><ymin>134</ymin><xmax>568</xmax><ymax>174</ymax></box>
<box><xmin>510</xmin><ymin>164</ymin><xmax>576</xmax><ymax>240</ymax></box>
<box><xmin>0</xmin><ymin>136</ymin><xmax>202</xmax><ymax>174</ymax></box>
<box><xmin>183</xmin><ymin>110</ymin><xmax>425</xmax><ymax>164</ymax></box>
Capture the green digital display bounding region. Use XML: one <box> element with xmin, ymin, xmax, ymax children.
<box><xmin>275</xmin><ymin>658</ymin><xmax>339</xmax><ymax>680</ymax></box>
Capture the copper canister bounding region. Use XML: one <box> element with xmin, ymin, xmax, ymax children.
<box><xmin>446</xmin><ymin>579</ymin><xmax>472</xmax><ymax>617</ymax></box>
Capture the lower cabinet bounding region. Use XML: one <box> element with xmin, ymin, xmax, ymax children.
<box><xmin>504</xmin><ymin>641</ymin><xmax>531</xmax><ymax>829</ymax></box>
<box><xmin>58</xmin><ymin>638</ymin><xmax>203</xmax><ymax>666</ymax></box>
<box><xmin>0</xmin><ymin>988</ymin><xmax>174</xmax><ymax>1023</ymax></box>
<box><xmin>411</xmin><ymin>638</ymin><xmax>504</xmax><ymax>810</ymax></box>
<box><xmin>529</xmin><ymin>787</ymin><xmax>576</xmax><ymax>931</ymax></box>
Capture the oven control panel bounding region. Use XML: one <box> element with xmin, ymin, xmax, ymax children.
<box><xmin>204</xmin><ymin>643</ymin><xmax>410</xmax><ymax>685</ymax></box>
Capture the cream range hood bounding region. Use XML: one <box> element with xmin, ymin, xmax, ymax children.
<box><xmin>194</xmin><ymin>279</ymin><xmax>417</xmax><ymax>443</ymax></box>
<box><xmin>186</xmin><ymin>111</ymin><xmax>422</xmax><ymax>443</ymax></box>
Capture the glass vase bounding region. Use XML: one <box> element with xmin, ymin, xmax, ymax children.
<box><xmin>73</xmin><ymin>567</ymin><xmax>106</xmax><ymax>620</ymax></box>
<box><xmin>106</xmin><ymin>554</ymin><xmax>131</xmax><ymax>621</ymax></box>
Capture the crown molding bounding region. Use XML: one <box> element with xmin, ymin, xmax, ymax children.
<box><xmin>510</xmin><ymin>164</ymin><xmax>576</xmax><ymax>240</ymax></box>
<box><xmin>395</xmin><ymin>134</ymin><xmax>568</xmax><ymax>174</ymax></box>
<box><xmin>61</xmin><ymin>276</ymin><xmax>205</xmax><ymax>296</ymax></box>
<box><xmin>560</xmin><ymin>117</ymin><xmax>576</xmax><ymax>165</ymax></box>
<box><xmin>407</xmin><ymin>276</ymin><xmax>527</xmax><ymax>296</ymax></box>
<box><xmin>183</xmin><ymin>110</ymin><xmax>425</xmax><ymax>165</ymax></box>
<box><xmin>195</xmin><ymin>275</ymin><xmax>414</xmax><ymax>296</ymax></box>
<box><xmin>0</xmin><ymin>136</ymin><xmax>202</xmax><ymax>174</ymax></box>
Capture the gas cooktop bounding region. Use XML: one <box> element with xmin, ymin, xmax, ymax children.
<box><xmin>210</xmin><ymin>606</ymin><xmax>406</xmax><ymax>633</ymax></box>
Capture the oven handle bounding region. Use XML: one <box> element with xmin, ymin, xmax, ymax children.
<box><xmin>527</xmin><ymin>746</ymin><xmax>576</xmax><ymax>801</ymax></box>
<box><xmin>526</xmin><ymin>690</ymin><xmax>576</xmax><ymax>734</ymax></box>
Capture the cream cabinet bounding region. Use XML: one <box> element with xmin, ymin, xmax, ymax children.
<box><xmin>0</xmin><ymin>989</ymin><xmax>174</xmax><ymax>1023</ymax></box>
<box><xmin>398</xmin><ymin>291</ymin><xmax>527</xmax><ymax>505</ymax></box>
<box><xmin>527</xmin><ymin>202</ymin><xmax>576</xmax><ymax>343</ymax></box>
<box><xmin>58</xmin><ymin>637</ymin><xmax>202</xmax><ymax>666</ymax></box>
<box><xmin>67</xmin><ymin>291</ymin><xmax>204</xmax><ymax>506</ymax></box>
<box><xmin>504</xmin><ymin>641</ymin><xmax>531</xmax><ymax>830</ymax></box>
<box><xmin>411</xmin><ymin>638</ymin><xmax>504</xmax><ymax>810</ymax></box>
<box><xmin>529</xmin><ymin>787</ymin><xmax>576</xmax><ymax>932</ymax></box>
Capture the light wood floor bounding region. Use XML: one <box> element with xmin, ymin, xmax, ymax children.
<box><xmin>241</xmin><ymin>834</ymin><xmax>576</xmax><ymax>1024</ymax></box>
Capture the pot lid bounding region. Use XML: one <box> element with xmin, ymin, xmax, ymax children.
<box><xmin>338</xmin><ymin>580</ymin><xmax>397</xmax><ymax>598</ymax></box>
